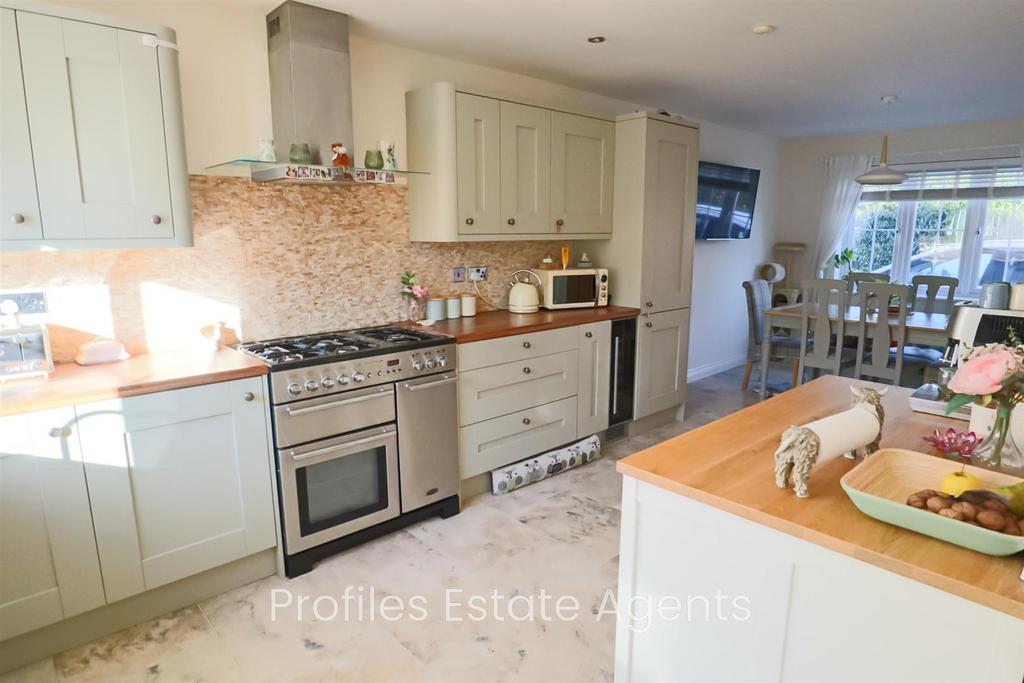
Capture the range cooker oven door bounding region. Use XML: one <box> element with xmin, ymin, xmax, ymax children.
<box><xmin>279</xmin><ymin>424</ymin><xmax>400</xmax><ymax>554</ymax></box>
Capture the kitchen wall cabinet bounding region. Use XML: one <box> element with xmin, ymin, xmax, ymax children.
<box><xmin>577</xmin><ymin>321</ymin><xmax>611</xmax><ymax>436</ymax></box>
<box><xmin>406</xmin><ymin>82</ymin><xmax>615</xmax><ymax>241</ymax></box>
<box><xmin>551</xmin><ymin>113</ymin><xmax>615</xmax><ymax>234</ymax></box>
<box><xmin>0</xmin><ymin>9</ymin><xmax>41</xmax><ymax>242</ymax></box>
<box><xmin>0</xmin><ymin>2</ymin><xmax>191</xmax><ymax>250</ymax></box>
<box><xmin>0</xmin><ymin>407</ymin><xmax>106</xmax><ymax>641</ymax></box>
<box><xmin>635</xmin><ymin>308</ymin><xmax>690</xmax><ymax>419</ymax></box>
<box><xmin>75</xmin><ymin>377</ymin><xmax>276</xmax><ymax>603</ymax></box>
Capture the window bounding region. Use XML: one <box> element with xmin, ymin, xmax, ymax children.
<box><xmin>843</xmin><ymin>162</ymin><xmax>1024</xmax><ymax>297</ymax></box>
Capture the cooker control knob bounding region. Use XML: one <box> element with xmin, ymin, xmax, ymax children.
<box><xmin>320</xmin><ymin>376</ymin><xmax>335</xmax><ymax>389</ymax></box>
<box><xmin>424</xmin><ymin>358</ymin><xmax>436</xmax><ymax>369</ymax></box>
<box><xmin>437</xmin><ymin>356</ymin><xmax>447</xmax><ymax>367</ymax></box>
<box><xmin>411</xmin><ymin>360</ymin><xmax>423</xmax><ymax>371</ymax></box>
<box><xmin>351</xmin><ymin>371</ymin><xmax>365</xmax><ymax>383</ymax></box>
<box><xmin>304</xmin><ymin>380</ymin><xmax>320</xmax><ymax>392</ymax></box>
<box><xmin>336</xmin><ymin>374</ymin><xmax>349</xmax><ymax>385</ymax></box>
<box><xmin>287</xmin><ymin>383</ymin><xmax>302</xmax><ymax>396</ymax></box>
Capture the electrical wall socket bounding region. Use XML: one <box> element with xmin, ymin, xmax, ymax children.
<box><xmin>0</xmin><ymin>291</ymin><xmax>47</xmax><ymax>314</ymax></box>
<box><xmin>468</xmin><ymin>266</ymin><xmax>487</xmax><ymax>281</ymax></box>
<box><xmin>451</xmin><ymin>267</ymin><xmax>466</xmax><ymax>283</ymax></box>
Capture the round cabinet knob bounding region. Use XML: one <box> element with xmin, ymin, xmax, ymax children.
<box><xmin>287</xmin><ymin>383</ymin><xmax>302</xmax><ymax>396</ymax></box>
<box><xmin>507</xmin><ymin>218</ymin><xmax>516</xmax><ymax>226</ymax></box>
<box><xmin>465</xmin><ymin>217</ymin><xmax>475</xmax><ymax>226</ymax></box>
<box><xmin>11</xmin><ymin>213</ymin><xmax>25</xmax><ymax>224</ymax></box>
<box><xmin>522</xmin><ymin>418</ymin><xmax>532</xmax><ymax>425</ymax></box>
<box><xmin>522</xmin><ymin>341</ymin><xmax>531</xmax><ymax>349</ymax></box>
<box><xmin>556</xmin><ymin>219</ymin><xmax>564</xmax><ymax>227</ymax></box>
<box><xmin>645</xmin><ymin>321</ymin><xmax>654</xmax><ymax>328</ymax></box>
<box><xmin>411</xmin><ymin>360</ymin><xmax>423</xmax><ymax>371</ymax></box>
<box><xmin>585</xmin><ymin>331</ymin><xmax>593</xmax><ymax>338</ymax></box>
<box><xmin>424</xmin><ymin>358</ymin><xmax>436</xmax><ymax>369</ymax></box>
<box><xmin>48</xmin><ymin>426</ymin><xmax>70</xmax><ymax>438</ymax></box>
<box><xmin>150</xmin><ymin>215</ymin><xmax>162</xmax><ymax>225</ymax></box>
<box><xmin>351</xmin><ymin>371</ymin><xmax>365</xmax><ymax>383</ymax></box>
<box><xmin>522</xmin><ymin>367</ymin><xmax>531</xmax><ymax>375</ymax></box>
<box><xmin>320</xmin><ymin>377</ymin><xmax>335</xmax><ymax>389</ymax></box>
<box><xmin>437</xmin><ymin>356</ymin><xmax>447</xmax><ymax>367</ymax></box>
<box><xmin>304</xmin><ymin>379</ymin><xmax>320</xmax><ymax>392</ymax></box>
<box><xmin>645</xmin><ymin>301</ymin><xmax>654</xmax><ymax>308</ymax></box>
<box><xmin>336</xmin><ymin>374</ymin><xmax>349</xmax><ymax>385</ymax></box>
<box><xmin>242</xmin><ymin>392</ymin><xmax>255</xmax><ymax>402</ymax></box>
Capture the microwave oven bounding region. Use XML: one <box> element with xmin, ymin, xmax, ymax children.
<box><xmin>539</xmin><ymin>268</ymin><xmax>609</xmax><ymax>310</ymax></box>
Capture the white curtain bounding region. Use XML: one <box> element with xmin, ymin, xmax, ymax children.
<box><xmin>811</xmin><ymin>155</ymin><xmax>872</xmax><ymax>276</ymax></box>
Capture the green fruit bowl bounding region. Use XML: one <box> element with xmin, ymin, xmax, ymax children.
<box><xmin>841</xmin><ymin>448</ymin><xmax>1024</xmax><ymax>556</ymax></box>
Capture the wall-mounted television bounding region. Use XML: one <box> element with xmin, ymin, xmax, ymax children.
<box><xmin>695</xmin><ymin>161</ymin><xmax>760</xmax><ymax>240</ymax></box>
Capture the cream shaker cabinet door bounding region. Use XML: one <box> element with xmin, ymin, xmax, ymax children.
<box><xmin>18</xmin><ymin>13</ymin><xmax>173</xmax><ymax>241</ymax></box>
<box><xmin>551</xmin><ymin>113</ymin><xmax>614</xmax><ymax>235</ymax></box>
<box><xmin>635</xmin><ymin>308</ymin><xmax>690</xmax><ymax>419</ymax></box>
<box><xmin>0</xmin><ymin>407</ymin><xmax>106</xmax><ymax>641</ymax></box>
<box><xmin>0</xmin><ymin>9</ymin><xmax>42</xmax><ymax>242</ymax></box>
<box><xmin>456</xmin><ymin>93</ymin><xmax>501</xmax><ymax>235</ymax></box>
<box><xmin>76</xmin><ymin>378</ymin><xmax>276</xmax><ymax>602</ymax></box>
<box><xmin>639</xmin><ymin>120</ymin><xmax>698</xmax><ymax>313</ymax></box>
<box><xmin>500</xmin><ymin>101</ymin><xmax>551</xmax><ymax>234</ymax></box>
<box><xmin>577</xmin><ymin>321</ymin><xmax>611</xmax><ymax>437</ymax></box>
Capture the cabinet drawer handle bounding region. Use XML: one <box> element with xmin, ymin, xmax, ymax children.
<box><xmin>48</xmin><ymin>426</ymin><xmax>71</xmax><ymax>438</ymax></box>
<box><xmin>151</xmin><ymin>215</ymin><xmax>162</xmax><ymax>225</ymax></box>
<box><xmin>522</xmin><ymin>367</ymin><xmax>531</xmax><ymax>374</ymax></box>
<box><xmin>11</xmin><ymin>213</ymin><xmax>25</xmax><ymax>224</ymax></box>
<box><xmin>507</xmin><ymin>218</ymin><xmax>516</xmax><ymax>226</ymax></box>
<box><xmin>645</xmin><ymin>301</ymin><xmax>654</xmax><ymax>308</ymax></box>
<box><xmin>645</xmin><ymin>322</ymin><xmax>654</xmax><ymax>328</ymax></box>
<box><xmin>465</xmin><ymin>217</ymin><xmax>474</xmax><ymax>225</ymax></box>
<box><xmin>585</xmin><ymin>331</ymin><xmax>593</xmax><ymax>338</ymax></box>
<box><xmin>522</xmin><ymin>341</ymin><xmax>531</xmax><ymax>348</ymax></box>
<box><xmin>243</xmin><ymin>392</ymin><xmax>255</xmax><ymax>401</ymax></box>
<box><xmin>522</xmin><ymin>417</ymin><xmax>531</xmax><ymax>425</ymax></box>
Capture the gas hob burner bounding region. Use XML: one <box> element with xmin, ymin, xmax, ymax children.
<box><xmin>238</xmin><ymin>333</ymin><xmax>379</xmax><ymax>365</ymax></box>
<box><xmin>354</xmin><ymin>326</ymin><xmax>446</xmax><ymax>345</ymax></box>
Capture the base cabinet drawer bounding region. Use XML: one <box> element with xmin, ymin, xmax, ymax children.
<box><xmin>458</xmin><ymin>326</ymin><xmax>578</xmax><ymax>371</ymax></box>
<box><xmin>459</xmin><ymin>350</ymin><xmax>578</xmax><ymax>425</ymax></box>
<box><xmin>459</xmin><ymin>397</ymin><xmax>578</xmax><ymax>477</ymax></box>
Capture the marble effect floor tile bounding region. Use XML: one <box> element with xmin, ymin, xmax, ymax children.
<box><xmin>17</xmin><ymin>366</ymin><xmax>762</xmax><ymax>683</ymax></box>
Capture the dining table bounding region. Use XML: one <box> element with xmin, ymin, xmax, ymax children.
<box><xmin>759</xmin><ymin>302</ymin><xmax>951</xmax><ymax>400</ymax></box>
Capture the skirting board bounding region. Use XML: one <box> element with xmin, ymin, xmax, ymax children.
<box><xmin>0</xmin><ymin>549</ymin><xmax>276</xmax><ymax>675</ymax></box>
<box><xmin>686</xmin><ymin>353</ymin><xmax>746</xmax><ymax>382</ymax></box>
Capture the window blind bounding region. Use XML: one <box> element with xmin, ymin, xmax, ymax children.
<box><xmin>861</xmin><ymin>165</ymin><xmax>1024</xmax><ymax>201</ymax></box>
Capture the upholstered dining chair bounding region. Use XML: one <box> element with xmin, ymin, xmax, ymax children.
<box><xmin>846</xmin><ymin>271</ymin><xmax>891</xmax><ymax>307</ymax></box>
<box><xmin>742</xmin><ymin>280</ymin><xmax>801</xmax><ymax>391</ymax></box>
<box><xmin>910</xmin><ymin>275</ymin><xmax>958</xmax><ymax>315</ymax></box>
<box><xmin>797</xmin><ymin>278</ymin><xmax>853</xmax><ymax>385</ymax></box>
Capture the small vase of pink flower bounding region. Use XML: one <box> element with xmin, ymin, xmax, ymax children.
<box><xmin>945</xmin><ymin>340</ymin><xmax>1024</xmax><ymax>471</ymax></box>
<box><xmin>400</xmin><ymin>271</ymin><xmax>428</xmax><ymax>322</ymax></box>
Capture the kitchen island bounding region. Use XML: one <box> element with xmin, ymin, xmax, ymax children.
<box><xmin>615</xmin><ymin>376</ymin><xmax>1024</xmax><ymax>682</ymax></box>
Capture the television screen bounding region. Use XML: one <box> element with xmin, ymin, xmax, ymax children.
<box><xmin>695</xmin><ymin>161</ymin><xmax>760</xmax><ymax>240</ymax></box>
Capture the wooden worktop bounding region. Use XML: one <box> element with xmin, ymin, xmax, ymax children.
<box><xmin>0</xmin><ymin>347</ymin><xmax>268</xmax><ymax>417</ymax></box>
<box><xmin>423</xmin><ymin>305</ymin><xmax>639</xmax><ymax>343</ymax></box>
<box><xmin>618</xmin><ymin>375</ymin><xmax>1024</xmax><ymax>620</ymax></box>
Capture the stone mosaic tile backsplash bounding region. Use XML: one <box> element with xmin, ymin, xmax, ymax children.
<box><xmin>0</xmin><ymin>177</ymin><xmax>558</xmax><ymax>361</ymax></box>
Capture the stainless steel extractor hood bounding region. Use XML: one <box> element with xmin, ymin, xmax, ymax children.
<box><xmin>267</xmin><ymin>1</ymin><xmax>353</xmax><ymax>166</ymax></box>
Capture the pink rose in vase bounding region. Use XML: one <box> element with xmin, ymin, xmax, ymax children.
<box><xmin>947</xmin><ymin>348</ymin><xmax>1017</xmax><ymax>397</ymax></box>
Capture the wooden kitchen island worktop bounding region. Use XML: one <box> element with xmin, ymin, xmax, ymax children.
<box><xmin>423</xmin><ymin>305</ymin><xmax>639</xmax><ymax>343</ymax></box>
<box><xmin>615</xmin><ymin>375</ymin><xmax>1024</xmax><ymax>682</ymax></box>
<box><xmin>0</xmin><ymin>347</ymin><xmax>268</xmax><ymax>417</ymax></box>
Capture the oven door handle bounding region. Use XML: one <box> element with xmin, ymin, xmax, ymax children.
<box><xmin>402</xmin><ymin>375</ymin><xmax>457</xmax><ymax>392</ymax></box>
<box><xmin>284</xmin><ymin>387</ymin><xmax>393</xmax><ymax>416</ymax></box>
<box><xmin>288</xmin><ymin>432</ymin><xmax>391</xmax><ymax>462</ymax></box>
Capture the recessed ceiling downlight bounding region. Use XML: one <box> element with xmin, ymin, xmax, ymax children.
<box><xmin>752</xmin><ymin>24</ymin><xmax>776</xmax><ymax>36</ymax></box>
<box><xmin>587</xmin><ymin>36</ymin><xmax>606</xmax><ymax>44</ymax></box>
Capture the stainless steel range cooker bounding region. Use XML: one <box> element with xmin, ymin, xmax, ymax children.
<box><xmin>238</xmin><ymin>326</ymin><xmax>459</xmax><ymax>577</ymax></box>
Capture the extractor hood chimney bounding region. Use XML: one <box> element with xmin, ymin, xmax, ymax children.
<box><xmin>266</xmin><ymin>1</ymin><xmax>353</xmax><ymax>166</ymax></box>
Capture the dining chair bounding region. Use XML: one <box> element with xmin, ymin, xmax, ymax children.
<box><xmin>852</xmin><ymin>282</ymin><xmax>915</xmax><ymax>386</ymax></box>
<box><xmin>797</xmin><ymin>278</ymin><xmax>849</xmax><ymax>385</ymax></box>
<box><xmin>846</xmin><ymin>272</ymin><xmax>891</xmax><ymax>307</ymax></box>
<box><xmin>910</xmin><ymin>275</ymin><xmax>958</xmax><ymax>315</ymax></box>
<box><xmin>742</xmin><ymin>280</ymin><xmax>801</xmax><ymax>390</ymax></box>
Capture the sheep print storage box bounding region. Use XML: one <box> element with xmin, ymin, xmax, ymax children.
<box><xmin>841</xmin><ymin>449</ymin><xmax>1024</xmax><ymax>556</ymax></box>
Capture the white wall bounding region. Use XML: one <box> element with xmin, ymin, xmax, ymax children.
<box><xmin>686</xmin><ymin>121</ymin><xmax>779</xmax><ymax>380</ymax></box>
<box><xmin>56</xmin><ymin>0</ymin><xmax>780</xmax><ymax>383</ymax></box>
<box><xmin>777</xmin><ymin>117</ymin><xmax>1024</xmax><ymax>278</ymax></box>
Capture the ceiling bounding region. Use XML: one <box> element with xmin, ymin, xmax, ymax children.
<box><xmin>316</xmin><ymin>0</ymin><xmax>1024</xmax><ymax>138</ymax></box>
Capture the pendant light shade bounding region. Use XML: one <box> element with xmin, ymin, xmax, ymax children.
<box><xmin>856</xmin><ymin>133</ymin><xmax>907</xmax><ymax>185</ymax></box>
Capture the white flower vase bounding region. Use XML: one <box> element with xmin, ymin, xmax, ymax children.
<box><xmin>968</xmin><ymin>404</ymin><xmax>1024</xmax><ymax>472</ymax></box>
